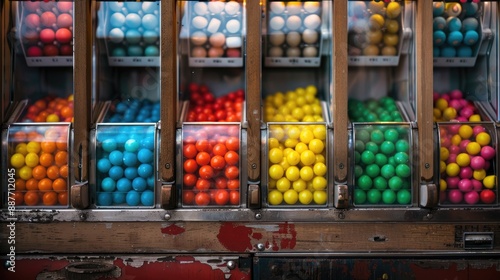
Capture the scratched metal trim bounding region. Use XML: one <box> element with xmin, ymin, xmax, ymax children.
<box><xmin>2</xmin><ymin>208</ymin><xmax>500</xmax><ymax>222</ymax></box>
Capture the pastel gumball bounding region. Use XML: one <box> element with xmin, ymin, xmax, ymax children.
<box><xmin>192</xmin><ymin>16</ymin><xmax>208</xmax><ymax>29</ymax></box>
<box><xmin>57</xmin><ymin>13</ymin><xmax>73</xmax><ymax>28</ymax></box>
<box><xmin>208</xmin><ymin>1</ymin><xmax>225</xmax><ymax>14</ymax></box>
<box><xmin>40</xmin><ymin>28</ymin><xmax>55</xmax><ymax>43</ymax></box>
<box><xmin>207</xmin><ymin>18</ymin><xmax>221</xmax><ymax>33</ymax></box>
<box><xmin>268</xmin><ymin>46</ymin><xmax>283</xmax><ymax>57</ymax></box>
<box><xmin>226</xmin><ymin>37</ymin><xmax>242</xmax><ymax>48</ymax></box>
<box><xmin>142</xmin><ymin>14</ymin><xmax>159</xmax><ymax>30</ymax></box>
<box><xmin>193</xmin><ymin>2</ymin><xmax>208</xmax><ymax>15</ymax></box>
<box><xmin>270</xmin><ymin>2</ymin><xmax>286</xmax><ymax>14</ymax></box>
<box><xmin>190</xmin><ymin>31</ymin><xmax>207</xmax><ymax>46</ymax></box>
<box><xmin>25</xmin><ymin>14</ymin><xmax>40</xmax><ymax>29</ymax></box>
<box><xmin>41</xmin><ymin>11</ymin><xmax>56</xmax><ymax>28</ymax></box>
<box><xmin>269</xmin><ymin>16</ymin><xmax>285</xmax><ymax>31</ymax></box>
<box><xmin>224</xmin><ymin>1</ymin><xmax>241</xmax><ymax>15</ymax></box>
<box><xmin>125</xmin><ymin>13</ymin><xmax>142</xmax><ymax>28</ymax></box>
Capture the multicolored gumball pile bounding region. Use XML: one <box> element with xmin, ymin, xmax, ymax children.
<box><xmin>433</xmin><ymin>89</ymin><xmax>482</xmax><ymax>122</ymax></box>
<box><xmin>182</xmin><ymin>125</ymin><xmax>241</xmax><ymax>206</ymax></box>
<box><xmin>189</xmin><ymin>1</ymin><xmax>243</xmax><ymax>58</ymax></box>
<box><xmin>105</xmin><ymin>1</ymin><xmax>160</xmax><ymax>57</ymax></box>
<box><xmin>22</xmin><ymin>95</ymin><xmax>74</xmax><ymax>123</ymax></box>
<box><xmin>96</xmin><ymin>126</ymin><xmax>156</xmax><ymax>207</ymax></box>
<box><xmin>348</xmin><ymin>97</ymin><xmax>403</xmax><ymax>122</ymax></box>
<box><xmin>8</xmin><ymin>126</ymin><xmax>69</xmax><ymax>207</ymax></box>
<box><xmin>22</xmin><ymin>0</ymin><xmax>74</xmax><ymax>57</ymax></box>
<box><xmin>433</xmin><ymin>2</ymin><xmax>481</xmax><ymax>58</ymax></box>
<box><xmin>439</xmin><ymin>124</ymin><xmax>497</xmax><ymax>205</ymax></box>
<box><xmin>348</xmin><ymin>1</ymin><xmax>402</xmax><ymax>56</ymax></box>
<box><xmin>353</xmin><ymin>125</ymin><xmax>412</xmax><ymax>205</ymax></box>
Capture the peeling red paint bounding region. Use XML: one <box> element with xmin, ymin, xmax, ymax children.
<box><xmin>161</xmin><ymin>224</ymin><xmax>186</xmax><ymax>235</ymax></box>
<box><xmin>251</xmin><ymin>232</ymin><xmax>263</xmax><ymax>240</ymax></box>
<box><xmin>217</xmin><ymin>222</ymin><xmax>253</xmax><ymax>252</ymax></box>
<box><xmin>269</xmin><ymin>222</ymin><xmax>297</xmax><ymax>251</ymax></box>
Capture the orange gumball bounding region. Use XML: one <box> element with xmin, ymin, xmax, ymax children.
<box><xmin>34</xmin><ymin>99</ymin><xmax>47</xmax><ymax>110</ymax></box>
<box><xmin>12</xmin><ymin>192</ymin><xmax>24</xmax><ymax>205</ymax></box>
<box><xmin>46</xmin><ymin>165</ymin><xmax>60</xmax><ymax>180</ymax></box>
<box><xmin>55</xmin><ymin>151</ymin><xmax>68</xmax><ymax>166</ymax></box>
<box><xmin>39</xmin><ymin>153</ymin><xmax>54</xmax><ymax>167</ymax></box>
<box><xmin>58</xmin><ymin>192</ymin><xmax>68</xmax><ymax>205</ymax></box>
<box><xmin>12</xmin><ymin>131</ymin><xmax>27</xmax><ymax>142</ymax></box>
<box><xmin>42</xmin><ymin>191</ymin><xmax>58</xmax><ymax>206</ymax></box>
<box><xmin>32</xmin><ymin>165</ymin><xmax>47</xmax><ymax>180</ymax></box>
<box><xmin>56</xmin><ymin>137</ymin><xmax>68</xmax><ymax>150</ymax></box>
<box><xmin>38</xmin><ymin>178</ymin><xmax>53</xmax><ymax>192</ymax></box>
<box><xmin>52</xmin><ymin>178</ymin><xmax>67</xmax><ymax>193</ymax></box>
<box><xmin>60</xmin><ymin>106</ymin><xmax>73</xmax><ymax>118</ymax></box>
<box><xmin>26</xmin><ymin>178</ymin><xmax>39</xmax><ymax>191</ymax></box>
<box><xmin>59</xmin><ymin>165</ymin><xmax>69</xmax><ymax>178</ymax></box>
<box><xmin>41</xmin><ymin>141</ymin><xmax>57</xmax><ymax>153</ymax></box>
<box><xmin>15</xmin><ymin>178</ymin><xmax>26</xmax><ymax>191</ymax></box>
<box><xmin>24</xmin><ymin>191</ymin><xmax>39</xmax><ymax>206</ymax></box>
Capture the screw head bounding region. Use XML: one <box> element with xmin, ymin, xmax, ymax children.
<box><xmin>256</xmin><ymin>243</ymin><xmax>265</xmax><ymax>251</ymax></box>
<box><xmin>227</xmin><ymin>260</ymin><xmax>236</xmax><ymax>270</ymax></box>
<box><xmin>164</xmin><ymin>213</ymin><xmax>171</xmax><ymax>220</ymax></box>
<box><xmin>255</xmin><ymin>213</ymin><xmax>262</xmax><ymax>220</ymax></box>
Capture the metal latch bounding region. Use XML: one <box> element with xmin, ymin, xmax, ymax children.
<box><xmin>419</xmin><ymin>183</ymin><xmax>438</xmax><ymax>208</ymax></box>
<box><xmin>334</xmin><ymin>184</ymin><xmax>348</xmax><ymax>209</ymax></box>
<box><xmin>71</xmin><ymin>182</ymin><xmax>89</xmax><ymax>209</ymax></box>
<box><xmin>248</xmin><ymin>184</ymin><xmax>261</xmax><ymax>209</ymax></box>
<box><xmin>161</xmin><ymin>184</ymin><xmax>176</xmax><ymax>209</ymax></box>
<box><xmin>463</xmin><ymin>232</ymin><xmax>494</xmax><ymax>250</ymax></box>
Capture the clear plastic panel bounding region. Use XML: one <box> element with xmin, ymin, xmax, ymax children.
<box><xmin>94</xmin><ymin>1</ymin><xmax>161</xmax><ymax>123</ymax></box>
<box><xmin>266</xmin><ymin>123</ymin><xmax>328</xmax><ymax>207</ymax></box>
<box><xmin>4</xmin><ymin>124</ymin><xmax>71</xmax><ymax>208</ymax></box>
<box><xmin>180</xmin><ymin>124</ymin><xmax>241</xmax><ymax>207</ymax></box>
<box><xmin>352</xmin><ymin>123</ymin><xmax>413</xmax><ymax>206</ymax></box>
<box><xmin>437</xmin><ymin>122</ymin><xmax>497</xmax><ymax>206</ymax></box>
<box><xmin>94</xmin><ymin>124</ymin><xmax>157</xmax><ymax>208</ymax></box>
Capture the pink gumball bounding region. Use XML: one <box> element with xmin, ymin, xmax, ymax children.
<box><xmin>460</xmin><ymin>106</ymin><xmax>474</xmax><ymax>119</ymax></box>
<box><xmin>459</xmin><ymin>99</ymin><xmax>470</xmax><ymax>107</ymax></box>
<box><xmin>448</xmin><ymin>124</ymin><xmax>461</xmax><ymax>134</ymax></box>
<box><xmin>464</xmin><ymin>191</ymin><xmax>480</xmax><ymax>205</ymax></box>
<box><xmin>483</xmin><ymin>160</ymin><xmax>491</xmax><ymax>171</ymax></box>
<box><xmin>441</xmin><ymin>94</ymin><xmax>451</xmax><ymax>102</ymax></box>
<box><xmin>470</xmin><ymin>156</ymin><xmax>485</xmax><ymax>170</ymax></box>
<box><xmin>448</xmin><ymin>189</ymin><xmax>463</xmax><ymax>204</ymax></box>
<box><xmin>433</xmin><ymin>92</ymin><xmax>440</xmax><ymax>102</ymax></box>
<box><xmin>471</xmin><ymin>179</ymin><xmax>483</xmax><ymax>191</ymax></box>
<box><xmin>441</xmin><ymin>136</ymin><xmax>451</xmax><ymax>148</ymax></box>
<box><xmin>449</xmin><ymin>99</ymin><xmax>463</xmax><ymax>111</ymax></box>
<box><xmin>57</xmin><ymin>2</ymin><xmax>73</xmax><ymax>13</ymax></box>
<box><xmin>480</xmin><ymin>146</ymin><xmax>495</xmax><ymax>161</ymax></box>
<box><xmin>57</xmin><ymin>13</ymin><xmax>73</xmax><ymax>28</ymax></box>
<box><xmin>24</xmin><ymin>2</ymin><xmax>40</xmax><ymax>13</ymax></box>
<box><xmin>40</xmin><ymin>11</ymin><xmax>56</xmax><ymax>28</ymax></box>
<box><xmin>473</xmin><ymin>126</ymin><xmax>486</xmax><ymax>136</ymax></box>
<box><xmin>26</xmin><ymin>46</ymin><xmax>43</xmax><ymax>57</ymax></box>
<box><xmin>447</xmin><ymin>154</ymin><xmax>458</xmax><ymax>164</ymax></box>
<box><xmin>459</xmin><ymin>140</ymin><xmax>471</xmax><ymax>152</ymax></box>
<box><xmin>459</xmin><ymin>167</ymin><xmax>473</xmax><ymax>179</ymax></box>
<box><xmin>226</xmin><ymin>48</ymin><xmax>241</xmax><ymax>58</ymax></box>
<box><xmin>446</xmin><ymin>176</ymin><xmax>460</xmax><ymax>189</ymax></box>
<box><xmin>449</xmin><ymin>145</ymin><xmax>460</xmax><ymax>155</ymax></box>
<box><xmin>458</xmin><ymin>179</ymin><xmax>473</xmax><ymax>192</ymax></box>
<box><xmin>456</xmin><ymin>116</ymin><xmax>468</xmax><ymax>122</ymax></box>
<box><xmin>450</xmin><ymin>90</ymin><xmax>463</xmax><ymax>100</ymax></box>
<box><xmin>55</xmin><ymin>28</ymin><xmax>72</xmax><ymax>44</ymax></box>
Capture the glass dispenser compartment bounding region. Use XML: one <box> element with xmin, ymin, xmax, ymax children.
<box><xmin>4</xmin><ymin>124</ymin><xmax>71</xmax><ymax>208</ymax></box>
<box><xmin>16</xmin><ymin>0</ymin><xmax>74</xmax><ymax>67</ymax></box>
<box><xmin>93</xmin><ymin>124</ymin><xmax>157</xmax><ymax>208</ymax></box>
<box><xmin>180</xmin><ymin>124</ymin><xmax>241</xmax><ymax>207</ymax></box>
<box><xmin>437</xmin><ymin>122</ymin><xmax>497</xmax><ymax>206</ymax></box>
<box><xmin>352</xmin><ymin>123</ymin><xmax>413</xmax><ymax>206</ymax></box>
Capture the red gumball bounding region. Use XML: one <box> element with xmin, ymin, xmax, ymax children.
<box><xmin>480</xmin><ymin>189</ymin><xmax>496</xmax><ymax>204</ymax></box>
<box><xmin>40</xmin><ymin>11</ymin><xmax>56</xmax><ymax>28</ymax></box>
<box><xmin>56</xmin><ymin>13</ymin><xmax>73</xmax><ymax>28</ymax></box>
<box><xmin>55</xmin><ymin>28</ymin><xmax>72</xmax><ymax>44</ymax></box>
<box><xmin>226</xmin><ymin>48</ymin><xmax>241</xmax><ymax>58</ymax></box>
<box><xmin>39</xmin><ymin>28</ymin><xmax>55</xmax><ymax>43</ymax></box>
<box><xmin>43</xmin><ymin>44</ymin><xmax>59</xmax><ymax>56</ymax></box>
<box><xmin>57</xmin><ymin>2</ymin><xmax>73</xmax><ymax>13</ymax></box>
<box><xmin>23</xmin><ymin>30</ymin><xmax>39</xmax><ymax>44</ymax></box>
<box><xmin>26</xmin><ymin>46</ymin><xmax>43</xmax><ymax>57</ymax></box>
<box><xmin>59</xmin><ymin>44</ymin><xmax>72</xmax><ymax>56</ymax></box>
<box><xmin>25</xmin><ymin>14</ymin><xmax>40</xmax><ymax>29</ymax></box>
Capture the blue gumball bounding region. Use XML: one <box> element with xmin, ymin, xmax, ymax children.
<box><xmin>113</xmin><ymin>192</ymin><xmax>126</xmax><ymax>204</ymax></box>
<box><xmin>142</xmin><ymin>2</ymin><xmax>158</xmax><ymax>14</ymax></box>
<box><xmin>147</xmin><ymin>176</ymin><xmax>155</xmax><ymax>189</ymax></box>
<box><xmin>463</xmin><ymin>3</ymin><xmax>478</xmax><ymax>17</ymax></box>
<box><xmin>128</xmin><ymin>45</ymin><xmax>143</xmax><ymax>56</ymax></box>
<box><xmin>101</xmin><ymin>177</ymin><xmax>116</xmax><ymax>192</ymax></box>
<box><xmin>433</xmin><ymin>2</ymin><xmax>445</xmax><ymax>17</ymax></box>
<box><xmin>126</xmin><ymin>190</ymin><xmax>141</xmax><ymax>206</ymax></box>
<box><xmin>126</xmin><ymin>2</ymin><xmax>142</xmax><ymax>12</ymax></box>
<box><xmin>433</xmin><ymin>30</ymin><xmax>446</xmax><ymax>46</ymax></box>
<box><xmin>137</xmin><ymin>163</ymin><xmax>153</xmax><ymax>178</ymax></box>
<box><xmin>441</xmin><ymin>46</ymin><xmax>457</xmax><ymax>57</ymax></box>
<box><xmin>142</xmin><ymin>14</ymin><xmax>159</xmax><ymax>30</ymax></box>
<box><xmin>447</xmin><ymin>31</ymin><xmax>463</xmax><ymax>47</ymax></box>
<box><xmin>109</xmin><ymin>165</ymin><xmax>124</xmax><ymax>181</ymax></box>
<box><xmin>457</xmin><ymin>46</ymin><xmax>472</xmax><ymax>57</ymax></box>
<box><xmin>116</xmin><ymin>178</ymin><xmax>132</xmax><ymax>192</ymax></box>
<box><xmin>97</xmin><ymin>158</ymin><xmax>112</xmax><ymax>174</ymax></box>
<box><xmin>462</xmin><ymin>18</ymin><xmax>478</xmax><ymax>32</ymax></box>
<box><xmin>112</xmin><ymin>47</ymin><xmax>126</xmax><ymax>57</ymax></box>
<box><xmin>140</xmin><ymin>136</ymin><xmax>155</xmax><ymax>150</ymax></box>
<box><xmin>108</xmin><ymin>2</ymin><xmax>124</xmax><ymax>12</ymax></box>
<box><xmin>143</xmin><ymin>30</ymin><xmax>159</xmax><ymax>44</ymax></box>
<box><xmin>141</xmin><ymin>190</ymin><xmax>154</xmax><ymax>206</ymax></box>
<box><xmin>123</xmin><ymin>151</ymin><xmax>138</xmax><ymax>167</ymax></box>
<box><xmin>463</xmin><ymin>30</ymin><xmax>478</xmax><ymax>46</ymax></box>
<box><xmin>433</xmin><ymin>17</ymin><xmax>446</xmax><ymax>31</ymax></box>
<box><xmin>125</xmin><ymin>13</ymin><xmax>142</xmax><ymax>29</ymax></box>
<box><xmin>124</xmin><ymin>167</ymin><xmax>138</xmax><ymax>180</ymax></box>
<box><xmin>125</xmin><ymin>29</ymin><xmax>142</xmax><ymax>44</ymax></box>
<box><xmin>124</xmin><ymin>139</ymin><xmax>140</xmax><ymax>152</ymax></box>
<box><xmin>115</xmin><ymin>102</ymin><xmax>128</xmax><ymax>113</ymax></box>
<box><xmin>109</xmin><ymin>28</ymin><xmax>124</xmax><ymax>44</ymax></box>
<box><xmin>138</xmin><ymin>149</ymin><xmax>154</xmax><ymax>163</ymax></box>
<box><xmin>110</xmin><ymin>12</ymin><xmax>126</xmax><ymax>28</ymax></box>
<box><xmin>132</xmin><ymin>177</ymin><xmax>147</xmax><ymax>192</ymax></box>
<box><xmin>97</xmin><ymin>192</ymin><xmax>113</xmax><ymax>206</ymax></box>
<box><xmin>109</xmin><ymin>150</ymin><xmax>124</xmax><ymax>166</ymax></box>
<box><xmin>145</xmin><ymin>45</ymin><xmax>159</xmax><ymax>56</ymax></box>
<box><xmin>102</xmin><ymin>138</ymin><xmax>117</xmax><ymax>153</ymax></box>
<box><xmin>446</xmin><ymin>17</ymin><xmax>461</xmax><ymax>32</ymax></box>
<box><xmin>115</xmin><ymin>134</ymin><xmax>129</xmax><ymax>147</ymax></box>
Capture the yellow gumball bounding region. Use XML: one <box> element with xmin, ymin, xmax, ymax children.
<box><xmin>483</xmin><ymin>175</ymin><xmax>496</xmax><ymax>189</ymax></box>
<box><xmin>475</xmin><ymin>132</ymin><xmax>491</xmax><ymax>146</ymax></box>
